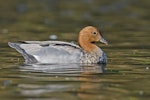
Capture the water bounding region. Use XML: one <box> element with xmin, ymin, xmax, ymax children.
<box><xmin>0</xmin><ymin>0</ymin><xmax>150</xmax><ymax>100</ymax></box>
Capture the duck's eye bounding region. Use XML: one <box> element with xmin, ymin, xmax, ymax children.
<box><xmin>92</xmin><ymin>32</ymin><xmax>97</xmax><ymax>35</ymax></box>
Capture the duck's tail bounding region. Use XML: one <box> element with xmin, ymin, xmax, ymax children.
<box><xmin>8</xmin><ymin>42</ymin><xmax>37</xmax><ymax>64</ymax></box>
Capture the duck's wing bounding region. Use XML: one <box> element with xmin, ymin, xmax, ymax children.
<box><xmin>8</xmin><ymin>41</ymin><xmax>82</xmax><ymax>64</ymax></box>
<box><xmin>22</xmin><ymin>41</ymin><xmax>81</xmax><ymax>48</ymax></box>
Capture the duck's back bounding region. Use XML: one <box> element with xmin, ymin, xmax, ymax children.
<box><xmin>8</xmin><ymin>41</ymin><xmax>82</xmax><ymax>64</ymax></box>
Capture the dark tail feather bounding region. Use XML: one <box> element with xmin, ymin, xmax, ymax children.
<box><xmin>8</xmin><ymin>42</ymin><xmax>37</xmax><ymax>64</ymax></box>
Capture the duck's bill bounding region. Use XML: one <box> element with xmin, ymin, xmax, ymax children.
<box><xmin>100</xmin><ymin>37</ymin><xmax>108</xmax><ymax>45</ymax></box>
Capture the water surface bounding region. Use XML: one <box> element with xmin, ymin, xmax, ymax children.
<box><xmin>0</xmin><ymin>0</ymin><xmax>150</xmax><ymax>100</ymax></box>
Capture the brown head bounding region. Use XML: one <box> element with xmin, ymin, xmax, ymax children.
<box><xmin>78</xmin><ymin>26</ymin><xmax>108</xmax><ymax>52</ymax></box>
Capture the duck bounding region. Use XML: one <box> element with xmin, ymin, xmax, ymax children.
<box><xmin>8</xmin><ymin>26</ymin><xmax>108</xmax><ymax>64</ymax></box>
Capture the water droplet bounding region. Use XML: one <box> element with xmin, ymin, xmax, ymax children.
<box><xmin>49</xmin><ymin>34</ymin><xmax>57</xmax><ymax>40</ymax></box>
<box><xmin>139</xmin><ymin>91</ymin><xmax>144</xmax><ymax>95</ymax></box>
<box><xmin>17</xmin><ymin>4</ymin><xmax>27</xmax><ymax>13</ymax></box>
<box><xmin>146</xmin><ymin>67</ymin><xmax>149</xmax><ymax>70</ymax></box>
<box><xmin>2</xmin><ymin>29</ymin><xmax>8</xmax><ymax>33</ymax></box>
<box><xmin>3</xmin><ymin>80</ymin><xmax>10</xmax><ymax>86</ymax></box>
<box><xmin>55</xmin><ymin>76</ymin><xmax>58</xmax><ymax>78</ymax></box>
<box><xmin>65</xmin><ymin>77</ymin><xmax>69</xmax><ymax>80</ymax></box>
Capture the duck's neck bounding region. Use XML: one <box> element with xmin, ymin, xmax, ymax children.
<box><xmin>79</xmin><ymin>40</ymin><xmax>98</xmax><ymax>53</ymax></box>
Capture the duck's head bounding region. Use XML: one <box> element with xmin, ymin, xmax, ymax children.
<box><xmin>78</xmin><ymin>26</ymin><xmax>108</xmax><ymax>52</ymax></box>
<box><xmin>79</xmin><ymin>26</ymin><xmax>108</xmax><ymax>45</ymax></box>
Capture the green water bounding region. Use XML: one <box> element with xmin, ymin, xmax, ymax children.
<box><xmin>0</xmin><ymin>0</ymin><xmax>150</xmax><ymax>100</ymax></box>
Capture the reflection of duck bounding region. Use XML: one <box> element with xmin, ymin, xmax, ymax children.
<box><xmin>19</xmin><ymin>63</ymin><xmax>106</xmax><ymax>74</ymax></box>
<box><xmin>80</xmin><ymin>64</ymin><xmax>106</xmax><ymax>75</ymax></box>
<box><xmin>8</xmin><ymin>26</ymin><xmax>108</xmax><ymax>64</ymax></box>
<box><xmin>18</xmin><ymin>63</ymin><xmax>106</xmax><ymax>99</ymax></box>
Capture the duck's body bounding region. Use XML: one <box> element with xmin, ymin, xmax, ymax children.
<box><xmin>8</xmin><ymin>26</ymin><xmax>108</xmax><ymax>64</ymax></box>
